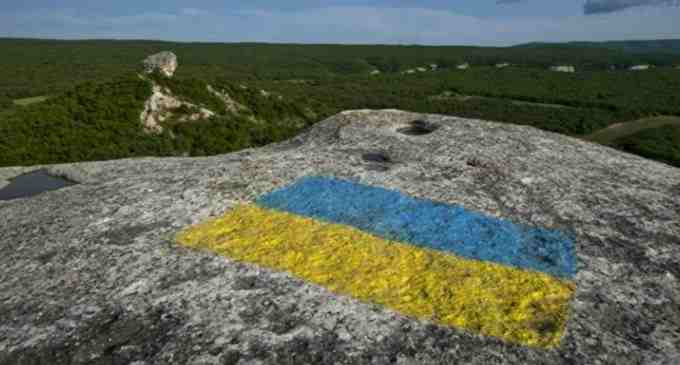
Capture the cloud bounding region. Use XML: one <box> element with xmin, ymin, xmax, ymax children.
<box><xmin>1</xmin><ymin>6</ymin><xmax>679</xmax><ymax>46</ymax></box>
<box><xmin>584</xmin><ymin>0</ymin><xmax>680</xmax><ymax>14</ymax></box>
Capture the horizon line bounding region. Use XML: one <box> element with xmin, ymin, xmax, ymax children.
<box><xmin>2</xmin><ymin>36</ymin><xmax>680</xmax><ymax>48</ymax></box>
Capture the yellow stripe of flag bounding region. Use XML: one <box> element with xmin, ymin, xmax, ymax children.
<box><xmin>177</xmin><ymin>205</ymin><xmax>575</xmax><ymax>347</ymax></box>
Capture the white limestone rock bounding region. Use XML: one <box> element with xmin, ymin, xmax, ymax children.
<box><xmin>143</xmin><ymin>51</ymin><xmax>178</xmax><ymax>77</ymax></box>
<box><xmin>140</xmin><ymin>84</ymin><xmax>215</xmax><ymax>133</ymax></box>
<box><xmin>630</xmin><ymin>64</ymin><xmax>652</xmax><ymax>71</ymax></box>
<box><xmin>550</xmin><ymin>65</ymin><xmax>576</xmax><ymax>73</ymax></box>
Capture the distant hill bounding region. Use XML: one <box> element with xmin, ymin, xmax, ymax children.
<box><xmin>515</xmin><ymin>39</ymin><xmax>680</xmax><ymax>55</ymax></box>
<box><xmin>2</xmin><ymin>38</ymin><xmax>680</xmax><ymax>102</ymax></box>
<box><xmin>2</xmin><ymin>40</ymin><xmax>680</xmax><ymax>168</ymax></box>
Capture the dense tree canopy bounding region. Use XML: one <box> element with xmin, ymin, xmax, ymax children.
<box><xmin>0</xmin><ymin>74</ymin><xmax>314</xmax><ymax>167</ymax></box>
<box><xmin>2</xmin><ymin>38</ymin><xmax>680</xmax><ymax>100</ymax></box>
<box><xmin>613</xmin><ymin>125</ymin><xmax>680</xmax><ymax>167</ymax></box>
<box><xmin>1</xmin><ymin>39</ymin><xmax>679</xmax><ymax>168</ymax></box>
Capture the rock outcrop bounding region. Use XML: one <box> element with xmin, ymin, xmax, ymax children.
<box><xmin>143</xmin><ymin>51</ymin><xmax>178</xmax><ymax>77</ymax></box>
<box><xmin>1</xmin><ymin>110</ymin><xmax>679</xmax><ymax>364</ymax></box>
<box><xmin>139</xmin><ymin>53</ymin><xmax>216</xmax><ymax>133</ymax></box>
<box><xmin>629</xmin><ymin>64</ymin><xmax>652</xmax><ymax>71</ymax></box>
<box><xmin>140</xmin><ymin>84</ymin><xmax>215</xmax><ymax>134</ymax></box>
<box><xmin>550</xmin><ymin>65</ymin><xmax>576</xmax><ymax>73</ymax></box>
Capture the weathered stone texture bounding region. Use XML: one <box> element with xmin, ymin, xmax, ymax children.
<box><xmin>1</xmin><ymin>110</ymin><xmax>679</xmax><ymax>364</ymax></box>
<box><xmin>143</xmin><ymin>51</ymin><xmax>178</xmax><ymax>77</ymax></box>
<box><xmin>140</xmin><ymin>84</ymin><xmax>215</xmax><ymax>134</ymax></box>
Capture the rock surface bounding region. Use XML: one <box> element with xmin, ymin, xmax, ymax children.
<box><xmin>140</xmin><ymin>84</ymin><xmax>215</xmax><ymax>134</ymax></box>
<box><xmin>143</xmin><ymin>51</ymin><xmax>178</xmax><ymax>77</ymax></box>
<box><xmin>550</xmin><ymin>65</ymin><xmax>576</xmax><ymax>73</ymax></box>
<box><xmin>1</xmin><ymin>110</ymin><xmax>679</xmax><ymax>364</ymax></box>
<box><xmin>629</xmin><ymin>65</ymin><xmax>652</xmax><ymax>71</ymax></box>
<box><xmin>139</xmin><ymin>53</ymin><xmax>218</xmax><ymax>133</ymax></box>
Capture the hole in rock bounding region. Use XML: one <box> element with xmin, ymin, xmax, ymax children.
<box><xmin>397</xmin><ymin>120</ymin><xmax>439</xmax><ymax>136</ymax></box>
<box><xmin>362</xmin><ymin>152</ymin><xmax>392</xmax><ymax>164</ymax></box>
<box><xmin>362</xmin><ymin>152</ymin><xmax>394</xmax><ymax>172</ymax></box>
<box><xmin>0</xmin><ymin>170</ymin><xmax>77</xmax><ymax>201</ymax></box>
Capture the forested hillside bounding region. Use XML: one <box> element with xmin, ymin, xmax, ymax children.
<box><xmin>0</xmin><ymin>73</ymin><xmax>313</xmax><ymax>167</ymax></box>
<box><xmin>252</xmin><ymin>67</ymin><xmax>680</xmax><ymax>134</ymax></box>
<box><xmin>3</xmin><ymin>38</ymin><xmax>680</xmax><ymax>102</ymax></box>
<box><xmin>1</xmin><ymin>38</ymin><xmax>680</xmax><ymax>168</ymax></box>
<box><xmin>517</xmin><ymin>39</ymin><xmax>680</xmax><ymax>55</ymax></box>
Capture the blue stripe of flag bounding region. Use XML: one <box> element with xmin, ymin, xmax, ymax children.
<box><xmin>257</xmin><ymin>176</ymin><xmax>577</xmax><ymax>279</ymax></box>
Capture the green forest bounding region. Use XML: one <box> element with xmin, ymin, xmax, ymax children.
<box><xmin>0</xmin><ymin>73</ymin><xmax>313</xmax><ymax>166</ymax></box>
<box><xmin>1</xmin><ymin>38</ymin><xmax>680</xmax><ymax>168</ymax></box>
<box><xmin>3</xmin><ymin>38</ymin><xmax>680</xmax><ymax>101</ymax></box>
<box><xmin>612</xmin><ymin>125</ymin><xmax>680</xmax><ymax>167</ymax></box>
<box><xmin>517</xmin><ymin>39</ymin><xmax>680</xmax><ymax>55</ymax></box>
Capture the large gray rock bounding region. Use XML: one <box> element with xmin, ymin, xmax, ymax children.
<box><xmin>1</xmin><ymin>110</ymin><xmax>679</xmax><ymax>364</ymax></box>
<box><xmin>143</xmin><ymin>51</ymin><xmax>178</xmax><ymax>77</ymax></box>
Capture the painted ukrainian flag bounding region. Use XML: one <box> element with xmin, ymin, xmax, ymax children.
<box><xmin>177</xmin><ymin>176</ymin><xmax>577</xmax><ymax>348</ymax></box>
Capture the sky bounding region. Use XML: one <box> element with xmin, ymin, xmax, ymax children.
<box><xmin>1</xmin><ymin>1</ymin><xmax>679</xmax><ymax>46</ymax></box>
